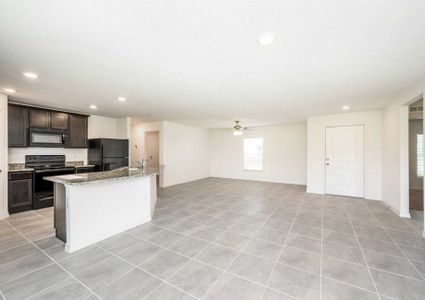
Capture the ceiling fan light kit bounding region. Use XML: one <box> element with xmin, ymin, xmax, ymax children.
<box><xmin>233</xmin><ymin>120</ymin><xmax>244</xmax><ymax>136</ymax></box>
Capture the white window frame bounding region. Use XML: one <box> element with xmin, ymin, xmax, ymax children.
<box><xmin>243</xmin><ymin>137</ymin><xmax>263</xmax><ymax>171</ymax></box>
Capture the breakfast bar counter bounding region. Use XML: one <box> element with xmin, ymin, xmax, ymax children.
<box><xmin>45</xmin><ymin>167</ymin><xmax>158</xmax><ymax>253</ymax></box>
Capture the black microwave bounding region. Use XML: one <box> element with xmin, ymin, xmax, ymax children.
<box><xmin>29</xmin><ymin>128</ymin><xmax>67</xmax><ymax>147</ymax></box>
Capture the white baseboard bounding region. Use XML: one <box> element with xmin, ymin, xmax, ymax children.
<box><xmin>387</xmin><ymin>203</ymin><xmax>411</xmax><ymax>218</ymax></box>
<box><xmin>400</xmin><ymin>211</ymin><xmax>411</xmax><ymax>218</ymax></box>
<box><xmin>0</xmin><ymin>212</ymin><xmax>9</xmax><ymax>220</ymax></box>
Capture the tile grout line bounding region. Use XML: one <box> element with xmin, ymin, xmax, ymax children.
<box><xmin>3</xmin><ymin>181</ymin><xmax>421</xmax><ymax>300</ymax></box>
<box><xmin>96</xmin><ymin>245</ymin><xmax>198</xmax><ymax>300</ymax></box>
<box><xmin>111</xmin><ymin>206</ymin><xmax>224</xmax><ymax>300</ymax></box>
<box><xmin>199</xmin><ymin>199</ymin><xmax>296</xmax><ymax>300</ymax></box>
<box><xmin>139</xmin><ymin>213</ymin><xmax>217</xmax><ymax>299</ymax></box>
<box><xmin>189</xmin><ymin>198</ymin><xmax>425</xmax><ymax>285</ymax></box>
<box><xmin>135</xmin><ymin>228</ymin><xmax>385</xmax><ymax>298</ymax></box>
<box><xmin>3</xmin><ymin>219</ymin><xmax>103</xmax><ymax>300</ymax></box>
<box><xmin>97</xmin><ymin>244</ymin><xmax>200</xmax><ymax>300</ymax></box>
<box><xmin>130</xmin><ymin>232</ymin><xmax>302</xmax><ymax>298</ymax></box>
<box><xmin>261</xmin><ymin>192</ymin><xmax>307</xmax><ymax>299</ymax></box>
<box><xmin>344</xmin><ymin>203</ymin><xmax>382</xmax><ymax>300</ymax></box>
<box><xmin>197</xmin><ymin>205</ymin><xmax>281</xmax><ymax>299</ymax></box>
<box><xmin>32</xmin><ymin>210</ymin><xmax>52</xmax><ymax>222</ymax></box>
<box><xmin>364</xmin><ymin>205</ymin><xmax>425</xmax><ymax>283</ymax></box>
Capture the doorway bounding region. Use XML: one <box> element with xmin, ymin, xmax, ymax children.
<box><xmin>144</xmin><ymin>131</ymin><xmax>159</xmax><ymax>170</ymax></box>
<box><xmin>408</xmin><ymin>99</ymin><xmax>424</xmax><ymax>211</ymax></box>
<box><xmin>325</xmin><ymin>125</ymin><xmax>365</xmax><ymax>198</ymax></box>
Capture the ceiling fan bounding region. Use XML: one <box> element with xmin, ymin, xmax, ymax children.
<box><xmin>232</xmin><ymin>120</ymin><xmax>246</xmax><ymax>136</ymax></box>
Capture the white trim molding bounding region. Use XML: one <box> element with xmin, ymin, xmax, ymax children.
<box><xmin>0</xmin><ymin>94</ymin><xmax>9</xmax><ymax>220</ymax></box>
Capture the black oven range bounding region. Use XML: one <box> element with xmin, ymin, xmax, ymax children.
<box><xmin>25</xmin><ymin>155</ymin><xmax>75</xmax><ymax>209</ymax></box>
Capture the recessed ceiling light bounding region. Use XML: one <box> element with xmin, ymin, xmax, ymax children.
<box><xmin>342</xmin><ymin>105</ymin><xmax>350</xmax><ymax>111</ymax></box>
<box><xmin>89</xmin><ymin>105</ymin><xmax>97</xmax><ymax>109</ymax></box>
<box><xmin>118</xmin><ymin>97</ymin><xmax>126</xmax><ymax>102</ymax></box>
<box><xmin>22</xmin><ymin>72</ymin><xmax>38</xmax><ymax>79</ymax></box>
<box><xmin>2</xmin><ymin>88</ymin><xmax>16</xmax><ymax>93</ymax></box>
<box><xmin>258</xmin><ymin>33</ymin><xmax>275</xmax><ymax>46</ymax></box>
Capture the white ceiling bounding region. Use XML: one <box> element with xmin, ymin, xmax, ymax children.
<box><xmin>1</xmin><ymin>0</ymin><xmax>425</xmax><ymax>128</ymax></box>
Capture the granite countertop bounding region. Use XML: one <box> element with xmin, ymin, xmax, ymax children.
<box><xmin>44</xmin><ymin>167</ymin><xmax>158</xmax><ymax>185</ymax></box>
<box><xmin>68</xmin><ymin>164</ymin><xmax>96</xmax><ymax>168</ymax></box>
<box><xmin>8</xmin><ymin>167</ymin><xmax>34</xmax><ymax>173</ymax></box>
<box><xmin>65</xmin><ymin>161</ymin><xmax>95</xmax><ymax>168</ymax></box>
<box><xmin>8</xmin><ymin>163</ymin><xmax>34</xmax><ymax>173</ymax></box>
<box><xmin>8</xmin><ymin>161</ymin><xmax>95</xmax><ymax>173</ymax></box>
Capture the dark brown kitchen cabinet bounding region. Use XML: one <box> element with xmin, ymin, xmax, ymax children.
<box><xmin>30</xmin><ymin>109</ymin><xmax>50</xmax><ymax>128</ymax></box>
<box><xmin>8</xmin><ymin>171</ymin><xmax>33</xmax><ymax>214</ymax></box>
<box><xmin>8</xmin><ymin>105</ymin><xmax>29</xmax><ymax>147</ymax></box>
<box><xmin>8</xmin><ymin>104</ymin><xmax>89</xmax><ymax>149</ymax></box>
<box><xmin>51</xmin><ymin>112</ymin><xmax>68</xmax><ymax>130</ymax></box>
<box><xmin>68</xmin><ymin>114</ymin><xmax>88</xmax><ymax>148</ymax></box>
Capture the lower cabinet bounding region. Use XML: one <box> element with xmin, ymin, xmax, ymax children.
<box><xmin>8</xmin><ymin>172</ymin><xmax>33</xmax><ymax>214</ymax></box>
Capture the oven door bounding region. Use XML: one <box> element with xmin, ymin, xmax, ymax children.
<box><xmin>33</xmin><ymin>167</ymin><xmax>75</xmax><ymax>209</ymax></box>
<box><xmin>29</xmin><ymin>129</ymin><xmax>67</xmax><ymax>147</ymax></box>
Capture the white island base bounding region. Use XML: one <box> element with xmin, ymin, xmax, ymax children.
<box><xmin>53</xmin><ymin>174</ymin><xmax>157</xmax><ymax>253</ymax></box>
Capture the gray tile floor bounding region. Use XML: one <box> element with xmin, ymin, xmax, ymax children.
<box><xmin>0</xmin><ymin>178</ymin><xmax>425</xmax><ymax>300</ymax></box>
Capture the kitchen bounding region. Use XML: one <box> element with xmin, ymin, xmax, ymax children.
<box><xmin>6</xmin><ymin>101</ymin><xmax>157</xmax><ymax>252</ymax></box>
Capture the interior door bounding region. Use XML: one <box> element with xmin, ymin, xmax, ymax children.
<box><xmin>325</xmin><ymin>125</ymin><xmax>365</xmax><ymax>198</ymax></box>
<box><xmin>145</xmin><ymin>131</ymin><xmax>159</xmax><ymax>169</ymax></box>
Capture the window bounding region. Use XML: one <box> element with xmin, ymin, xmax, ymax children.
<box><xmin>244</xmin><ymin>138</ymin><xmax>263</xmax><ymax>170</ymax></box>
<box><xmin>417</xmin><ymin>134</ymin><xmax>424</xmax><ymax>177</ymax></box>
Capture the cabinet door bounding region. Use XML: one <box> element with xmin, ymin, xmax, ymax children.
<box><xmin>51</xmin><ymin>112</ymin><xmax>68</xmax><ymax>130</ymax></box>
<box><xmin>8</xmin><ymin>178</ymin><xmax>33</xmax><ymax>214</ymax></box>
<box><xmin>30</xmin><ymin>109</ymin><xmax>50</xmax><ymax>128</ymax></box>
<box><xmin>68</xmin><ymin>115</ymin><xmax>88</xmax><ymax>148</ymax></box>
<box><xmin>8</xmin><ymin>105</ymin><xmax>28</xmax><ymax>147</ymax></box>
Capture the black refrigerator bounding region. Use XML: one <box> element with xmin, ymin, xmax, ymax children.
<box><xmin>88</xmin><ymin>138</ymin><xmax>129</xmax><ymax>171</ymax></box>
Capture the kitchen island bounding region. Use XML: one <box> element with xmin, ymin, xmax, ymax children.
<box><xmin>45</xmin><ymin>167</ymin><xmax>157</xmax><ymax>253</ymax></box>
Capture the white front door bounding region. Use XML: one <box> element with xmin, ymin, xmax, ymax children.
<box><xmin>325</xmin><ymin>125</ymin><xmax>365</xmax><ymax>198</ymax></box>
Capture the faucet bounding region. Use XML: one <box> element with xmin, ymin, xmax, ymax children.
<box><xmin>131</xmin><ymin>160</ymin><xmax>144</xmax><ymax>169</ymax></box>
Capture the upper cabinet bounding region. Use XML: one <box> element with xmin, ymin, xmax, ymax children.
<box><xmin>68</xmin><ymin>114</ymin><xmax>88</xmax><ymax>148</ymax></box>
<box><xmin>8</xmin><ymin>105</ymin><xmax>29</xmax><ymax>147</ymax></box>
<box><xmin>8</xmin><ymin>104</ymin><xmax>89</xmax><ymax>148</ymax></box>
<box><xmin>29</xmin><ymin>109</ymin><xmax>69</xmax><ymax>130</ymax></box>
<box><xmin>51</xmin><ymin>112</ymin><xmax>68</xmax><ymax>130</ymax></box>
<box><xmin>29</xmin><ymin>109</ymin><xmax>50</xmax><ymax>128</ymax></box>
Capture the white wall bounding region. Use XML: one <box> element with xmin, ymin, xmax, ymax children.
<box><xmin>0</xmin><ymin>94</ymin><xmax>8</xmax><ymax>219</ymax></box>
<box><xmin>382</xmin><ymin>79</ymin><xmax>425</xmax><ymax>219</ymax></box>
<box><xmin>161</xmin><ymin>121</ymin><xmax>210</xmax><ymax>187</ymax></box>
<box><xmin>307</xmin><ymin>111</ymin><xmax>382</xmax><ymax>200</ymax></box>
<box><xmin>88</xmin><ymin>115</ymin><xmax>130</xmax><ymax>139</ymax></box>
<box><xmin>131</xmin><ymin>122</ymin><xmax>162</xmax><ymax>162</ymax></box>
<box><xmin>210</xmin><ymin>123</ymin><xmax>307</xmax><ymax>185</ymax></box>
